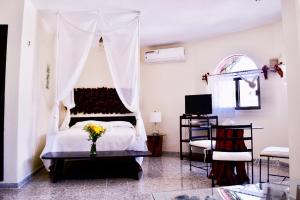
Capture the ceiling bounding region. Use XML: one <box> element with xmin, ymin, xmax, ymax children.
<box><xmin>32</xmin><ymin>0</ymin><xmax>282</xmax><ymax>47</ymax></box>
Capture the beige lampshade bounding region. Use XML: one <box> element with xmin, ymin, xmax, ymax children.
<box><xmin>149</xmin><ymin>111</ymin><xmax>162</xmax><ymax>123</ymax></box>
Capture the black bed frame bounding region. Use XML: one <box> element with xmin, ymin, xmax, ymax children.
<box><xmin>43</xmin><ymin>115</ymin><xmax>149</xmax><ymax>182</ymax></box>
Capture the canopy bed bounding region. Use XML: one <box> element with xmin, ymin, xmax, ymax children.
<box><xmin>39</xmin><ymin>9</ymin><xmax>148</xmax><ymax>181</ymax></box>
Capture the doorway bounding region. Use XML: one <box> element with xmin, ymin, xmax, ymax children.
<box><xmin>0</xmin><ymin>25</ymin><xmax>8</xmax><ymax>181</ymax></box>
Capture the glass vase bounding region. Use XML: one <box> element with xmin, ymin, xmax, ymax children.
<box><xmin>90</xmin><ymin>142</ymin><xmax>97</xmax><ymax>156</ymax></box>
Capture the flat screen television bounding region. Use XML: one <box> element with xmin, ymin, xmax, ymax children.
<box><xmin>185</xmin><ymin>94</ymin><xmax>212</xmax><ymax>115</ymax></box>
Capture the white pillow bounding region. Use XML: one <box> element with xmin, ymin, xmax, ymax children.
<box><xmin>71</xmin><ymin>120</ymin><xmax>133</xmax><ymax>131</ymax></box>
<box><xmin>71</xmin><ymin>120</ymin><xmax>103</xmax><ymax>128</ymax></box>
<box><xmin>71</xmin><ymin>121</ymin><xmax>112</xmax><ymax>132</ymax></box>
<box><xmin>109</xmin><ymin>121</ymin><xmax>134</xmax><ymax>128</ymax></box>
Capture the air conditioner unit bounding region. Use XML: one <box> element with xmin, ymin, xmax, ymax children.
<box><xmin>144</xmin><ymin>47</ymin><xmax>185</xmax><ymax>63</ymax></box>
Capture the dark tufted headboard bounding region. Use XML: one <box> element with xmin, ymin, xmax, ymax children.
<box><xmin>69</xmin><ymin>87</ymin><xmax>136</xmax><ymax>126</ymax></box>
<box><xmin>70</xmin><ymin>87</ymin><xmax>131</xmax><ymax>115</ymax></box>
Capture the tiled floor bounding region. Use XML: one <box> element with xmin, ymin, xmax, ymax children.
<box><xmin>0</xmin><ymin>156</ymin><xmax>289</xmax><ymax>200</ymax></box>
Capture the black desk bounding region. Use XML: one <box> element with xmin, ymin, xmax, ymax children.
<box><xmin>179</xmin><ymin>115</ymin><xmax>218</xmax><ymax>160</ymax></box>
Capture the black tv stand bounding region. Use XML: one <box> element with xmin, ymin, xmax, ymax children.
<box><xmin>179</xmin><ymin>114</ymin><xmax>218</xmax><ymax>160</ymax></box>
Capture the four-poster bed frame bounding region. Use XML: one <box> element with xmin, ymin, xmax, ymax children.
<box><xmin>40</xmin><ymin>10</ymin><xmax>148</xmax><ymax>182</ymax></box>
<box><xmin>42</xmin><ymin>88</ymin><xmax>150</xmax><ymax>182</ymax></box>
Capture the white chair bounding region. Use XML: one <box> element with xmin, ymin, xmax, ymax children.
<box><xmin>189</xmin><ymin>118</ymin><xmax>215</xmax><ymax>177</ymax></box>
<box><xmin>189</xmin><ymin>140</ymin><xmax>215</xmax><ymax>176</ymax></box>
<box><xmin>259</xmin><ymin>146</ymin><xmax>289</xmax><ymax>183</ymax></box>
<box><xmin>210</xmin><ymin>124</ymin><xmax>254</xmax><ymax>187</ymax></box>
<box><xmin>190</xmin><ymin>140</ymin><xmax>216</xmax><ymax>150</ymax></box>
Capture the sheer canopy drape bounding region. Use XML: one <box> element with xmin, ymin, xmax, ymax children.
<box><xmin>41</xmin><ymin>10</ymin><xmax>147</xmax><ymax>168</ymax></box>
<box><xmin>54</xmin><ymin>11</ymin><xmax>99</xmax><ymax>132</ymax></box>
<box><xmin>101</xmin><ymin>12</ymin><xmax>147</xmax><ymax>148</ymax></box>
<box><xmin>208</xmin><ymin>76</ymin><xmax>236</xmax><ymax>117</ymax></box>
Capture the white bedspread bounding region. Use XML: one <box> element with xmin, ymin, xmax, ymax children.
<box><xmin>41</xmin><ymin>120</ymin><xmax>147</xmax><ymax>169</ymax></box>
<box><xmin>52</xmin><ymin>121</ymin><xmax>139</xmax><ymax>152</ymax></box>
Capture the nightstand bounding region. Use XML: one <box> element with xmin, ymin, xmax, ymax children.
<box><xmin>146</xmin><ymin>134</ymin><xmax>165</xmax><ymax>157</ymax></box>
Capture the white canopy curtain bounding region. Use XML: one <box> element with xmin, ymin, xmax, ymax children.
<box><xmin>208</xmin><ymin>55</ymin><xmax>239</xmax><ymax>117</ymax></box>
<box><xmin>208</xmin><ymin>75</ymin><xmax>236</xmax><ymax>117</ymax></box>
<box><xmin>55</xmin><ymin>11</ymin><xmax>99</xmax><ymax>132</ymax></box>
<box><xmin>41</xmin><ymin>9</ymin><xmax>147</xmax><ymax>168</ymax></box>
<box><xmin>101</xmin><ymin>12</ymin><xmax>147</xmax><ymax>150</ymax></box>
<box><xmin>208</xmin><ymin>54</ymin><xmax>260</xmax><ymax>117</ymax></box>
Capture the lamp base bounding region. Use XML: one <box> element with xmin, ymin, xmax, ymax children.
<box><xmin>152</xmin><ymin>122</ymin><xmax>160</xmax><ymax>136</ymax></box>
<box><xmin>152</xmin><ymin>132</ymin><xmax>159</xmax><ymax>136</ymax></box>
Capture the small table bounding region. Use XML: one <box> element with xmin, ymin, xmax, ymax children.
<box><xmin>147</xmin><ymin>134</ymin><xmax>166</xmax><ymax>157</ymax></box>
<box><xmin>42</xmin><ymin>150</ymin><xmax>151</xmax><ymax>182</ymax></box>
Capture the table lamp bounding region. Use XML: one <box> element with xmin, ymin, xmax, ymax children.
<box><xmin>149</xmin><ymin>111</ymin><xmax>161</xmax><ymax>135</ymax></box>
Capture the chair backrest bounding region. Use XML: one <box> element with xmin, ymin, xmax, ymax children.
<box><xmin>210</xmin><ymin>124</ymin><xmax>253</xmax><ymax>153</ymax></box>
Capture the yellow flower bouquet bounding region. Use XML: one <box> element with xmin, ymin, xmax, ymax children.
<box><xmin>83</xmin><ymin>124</ymin><xmax>106</xmax><ymax>156</ymax></box>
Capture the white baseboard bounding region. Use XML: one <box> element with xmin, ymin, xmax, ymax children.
<box><xmin>0</xmin><ymin>165</ymin><xmax>44</xmax><ymax>189</ymax></box>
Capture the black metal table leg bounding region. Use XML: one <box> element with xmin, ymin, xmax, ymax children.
<box><xmin>267</xmin><ymin>157</ymin><xmax>270</xmax><ymax>182</ymax></box>
<box><xmin>259</xmin><ymin>158</ymin><xmax>262</xmax><ymax>183</ymax></box>
<box><xmin>180</xmin><ymin>117</ymin><xmax>183</xmax><ymax>160</ymax></box>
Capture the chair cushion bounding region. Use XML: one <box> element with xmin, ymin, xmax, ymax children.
<box><xmin>190</xmin><ymin>140</ymin><xmax>215</xmax><ymax>150</ymax></box>
<box><xmin>213</xmin><ymin>151</ymin><xmax>252</xmax><ymax>161</ymax></box>
<box><xmin>260</xmin><ymin>146</ymin><xmax>289</xmax><ymax>158</ymax></box>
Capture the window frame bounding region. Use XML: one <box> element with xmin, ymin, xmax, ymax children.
<box><xmin>234</xmin><ymin>77</ymin><xmax>261</xmax><ymax>110</ymax></box>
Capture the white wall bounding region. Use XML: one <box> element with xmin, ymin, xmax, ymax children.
<box><xmin>34</xmin><ymin>15</ymin><xmax>55</xmax><ymax>138</ymax></box>
<box><xmin>0</xmin><ymin>0</ymin><xmax>51</xmax><ymax>184</ymax></box>
<box><xmin>0</xmin><ymin>0</ymin><xmax>24</xmax><ymax>183</ymax></box>
<box><xmin>141</xmin><ymin>22</ymin><xmax>287</xmax><ymax>158</ymax></box>
<box><xmin>76</xmin><ymin>46</ymin><xmax>114</xmax><ymax>88</ymax></box>
<box><xmin>17</xmin><ymin>0</ymin><xmax>44</xmax><ymax>182</ymax></box>
<box><xmin>16</xmin><ymin>4</ymin><xmax>60</xmax><ymax>183</ymax></box>
<box><xmin>281</xmin><ymin>0</ymin><xmax>300</xmax><ymax>185</ymax></box>
<box><xmin>77</xmin><ymin>21</ymin><xmax>288</xmax><ymax>159</ymax></box>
